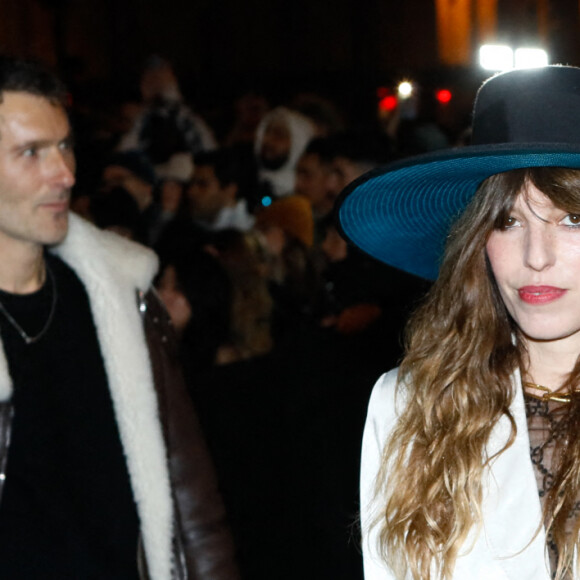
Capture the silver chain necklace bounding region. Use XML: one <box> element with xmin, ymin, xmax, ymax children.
<box><xmin>0</xmin><ymin>265</ymin><xmax>57</xmax><ymax>345</ymax></box>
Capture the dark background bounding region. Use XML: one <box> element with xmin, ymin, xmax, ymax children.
<box><xmin>3</xmin><ymin>0</ymin><xmax>580</xmax><ymax>132</ymax></box>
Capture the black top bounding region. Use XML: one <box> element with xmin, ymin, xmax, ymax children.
<box><xmin>0</xmin><ymin>254</ymin><xmax>139</xmax><ymax>579</ymax></box>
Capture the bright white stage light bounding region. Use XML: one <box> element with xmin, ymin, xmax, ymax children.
<box><xmin>479</xmin><ymin>45</ymin><xmax>513</xmax><ymax>71</ymax></box>
<box><xmin>515</xmin><ymin>48</ymin><xmax>549</xmax><ymax>69</ymax></box>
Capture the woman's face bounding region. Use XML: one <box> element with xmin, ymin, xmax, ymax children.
<box><xmin>486</xmin><ymin>181</ymin><xmax>580</xmax><ymax>348</ymax></box>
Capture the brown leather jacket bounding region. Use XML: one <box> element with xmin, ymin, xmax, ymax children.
<box><xmin>140</xmin><ymin>289</ymin><xmax>240</xmax><ymax>580</ymax></box>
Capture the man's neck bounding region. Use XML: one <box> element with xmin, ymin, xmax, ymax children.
<box><xmin>0</xmin><ymin>244</ymin><xmax>46</xmax><ymax>294</ymax></box>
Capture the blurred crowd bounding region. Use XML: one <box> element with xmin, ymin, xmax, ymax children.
<box><xmin>67</xmin><ymin>56</ymin><xmax>447</xmax><ymax>579</ymax></box>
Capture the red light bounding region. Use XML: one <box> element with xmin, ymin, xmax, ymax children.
<box><xmin>379</xmin><ymin>95</ymin><xmax>398</xmax><ymax>112</ymax></box>
<box><xmin>436</xmin><ymin>89</ymin><xmax>452</xmax><ymax>104</ymax></box>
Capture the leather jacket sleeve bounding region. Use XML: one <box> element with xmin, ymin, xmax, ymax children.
<box><xmin>140</xmin><ymin>289</ymin><xmax>240</xmax><ymax>580</ymax></box>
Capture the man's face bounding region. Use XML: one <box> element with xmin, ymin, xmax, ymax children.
<box><xmin>186</xmin><ymin>165</ymin><xmax>233</xmax><ymax>223</ymax></box>
<box><xmin>294</xmin><ymin>153</ymin><xmax>334</xmax><ymax>216</ymax></box>
<box><xmin>0</xmin><ymin>92</ymin><xmax>75</xmax><ymax>253</ymax></box>
<box><xmin>259</xmin><ymin>119</ymin><xmax>291</xmax><ymax>170</ymax></box>
<box><xmin>140</xmin><ymin>64</ymin><xmax>179</xmax><ymax>103</ymax></box>
<box><xmin>329</xmin><ymin>156</ymin><xmax>365</xmax><ymax>195</ymax></box>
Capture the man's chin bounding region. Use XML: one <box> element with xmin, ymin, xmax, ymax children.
<box><xmin>44</xmin><ymin>219</ymin><xmax>70</xmax><ymax>247</ymax></box>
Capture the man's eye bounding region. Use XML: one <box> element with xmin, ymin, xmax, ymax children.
<box><xmin>22</xmin><ymin>147</ymin><xmax>37</xmax><ymax>157</ymax></box>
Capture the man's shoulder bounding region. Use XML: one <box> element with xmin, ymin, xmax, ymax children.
<box><xmin>52</xmin><ymin>213</ymin><xmax>159</xmax><ymax>292</ymax></box>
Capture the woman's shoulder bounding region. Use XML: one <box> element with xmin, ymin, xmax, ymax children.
<box><xmin>361</xmin><ymin>367</ymin><xmax>408</xmax><ymax>470</ymax></box>
<box><xmin>360</xmin><ymin>368</ymin><xmax>406</xmax><ymax>575</ymax></box>
<box><xmin>366</xmin><ymin>367</ymin><xmax>408</xmax><ymax>424</ymax></box>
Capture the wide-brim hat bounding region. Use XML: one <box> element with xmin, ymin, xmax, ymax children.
<box><xmin>336</xmin><ymin>65</ymin><xmax>580</xmax><ymax>280</ymax></box>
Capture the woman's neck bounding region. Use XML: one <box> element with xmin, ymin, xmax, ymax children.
<box><xmin>523</xmin><ymin>335</ymin><xmax>580</xmax><ymax>391</ymax></box>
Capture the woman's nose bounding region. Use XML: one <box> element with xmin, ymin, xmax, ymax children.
<box><xmin>523</xmin><ymin>225</ymin><xmax>555</xmax><ymax>271</ymax></box>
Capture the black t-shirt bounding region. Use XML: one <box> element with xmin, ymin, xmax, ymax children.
<box><xmin>0</xmin><ymin>254</ymin><xmax>139</xmax><ymax>579</ymax></box>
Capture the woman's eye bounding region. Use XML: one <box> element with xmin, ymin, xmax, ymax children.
<box><xmin>501</xmin><ymin>216</ymin><xmax>519</xmax><ymax>229</ymax></box>
<box><xmin>562</xmin><ymin>214</ymin><xmax>580</xmax><ymax>226</ymax></box>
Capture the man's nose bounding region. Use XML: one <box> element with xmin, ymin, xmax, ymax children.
<box><xmin>50</xmin><ymin>148</ymin><xmax>76</xmax><ymax>189</ymax></box>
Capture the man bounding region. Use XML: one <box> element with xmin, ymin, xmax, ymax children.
<box><xmin>155</xmin><ymin>148</ymin><xmax>254</xmax><ymax>265</ymax></box>
<box><xmin>294</xmin><ymin>137</ymin><xmax>336</xmax><ymax>220</ymax></box>
<box><xmin>0</xmin><ymin>56</ymin><xmax>238</xmax><ymax>579</ymax></box>
<box><xmin>118</xmin><ymin>55</ymin><xmax>216</xmax><ymax>181</ymax></box>
<box><xmin>91</xmin><ymin>151</ymin><xmax>157</xmax><ymax>242</ymax></box>
<box><xmin>326</xmin><ymin>131</ymin><xmax>394</xmax><ymax>197</ymax></box>
<box><xmin>100</xmin><ymin>151</ymin><xmax>157</xmax><ymax>214</ymax></box>
<box><xmin>254</xmin><ymin>107</ymin><xmax>315</xmax><ymax>198</ymax></box>
<box><xmin>186</xmin><ymin>149</ymin><xmax>254</xmax><ymax>232</ymax></box>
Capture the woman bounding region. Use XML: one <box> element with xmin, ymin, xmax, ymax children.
<box><xmin>336</xmin><ymin>66</ymin><xmax>580</xmax><ymax>580</ymax></box>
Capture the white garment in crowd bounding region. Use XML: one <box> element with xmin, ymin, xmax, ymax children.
<box><xmin>254</xmin><ymin>106</ymin><xmax>315</xmax><ymax>198</ymax></box>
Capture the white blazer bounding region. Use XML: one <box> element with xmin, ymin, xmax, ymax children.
<box><xmin>360</xmin><ymin>367</ymin><xmax>557</xmax><ymax>580</ymax></box>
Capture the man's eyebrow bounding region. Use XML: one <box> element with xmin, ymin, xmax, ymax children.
<box><xmin>11</xmin><ymin>139</ymin><xmax>50</xmax><ymax>152</ymax></box>
<box><xmin>12</xmin><ymin>134</ymin><xmax>74</xmax><ymax>151</ymax></box>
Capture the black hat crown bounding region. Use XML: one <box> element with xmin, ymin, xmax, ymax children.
<box><xmin>472</xmin><ymin>66</ymin><xmax>580</xmax><ymax>146</ymax></box>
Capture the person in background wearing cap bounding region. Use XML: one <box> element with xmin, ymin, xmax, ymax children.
<box><xmin>337</xmin><ymin>65</ymin><xmax>580</xmax><ymax>580</ymax></box>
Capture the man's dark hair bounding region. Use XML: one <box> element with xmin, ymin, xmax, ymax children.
<box><xmin>0</xmin><ymin>55</ymin><xmax>67</xmax><ymax>105</ymax></box>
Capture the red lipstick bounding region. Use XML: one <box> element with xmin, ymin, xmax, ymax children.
<box><xmin>518</xmin><ymin>286</ymin><xmax>567</xmax><ymax>305</ymax></box>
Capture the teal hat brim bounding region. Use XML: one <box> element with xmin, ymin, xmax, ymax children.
<box><xmin>336</xmin><ymin>144</ymin><xmax>580</xmax><ymax>280</ymax></box>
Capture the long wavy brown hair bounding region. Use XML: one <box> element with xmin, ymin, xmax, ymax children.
<box><xmin>374</xmin><ymin>167</ymin><xmax>580</xmax><ymax>580</ymax></box>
